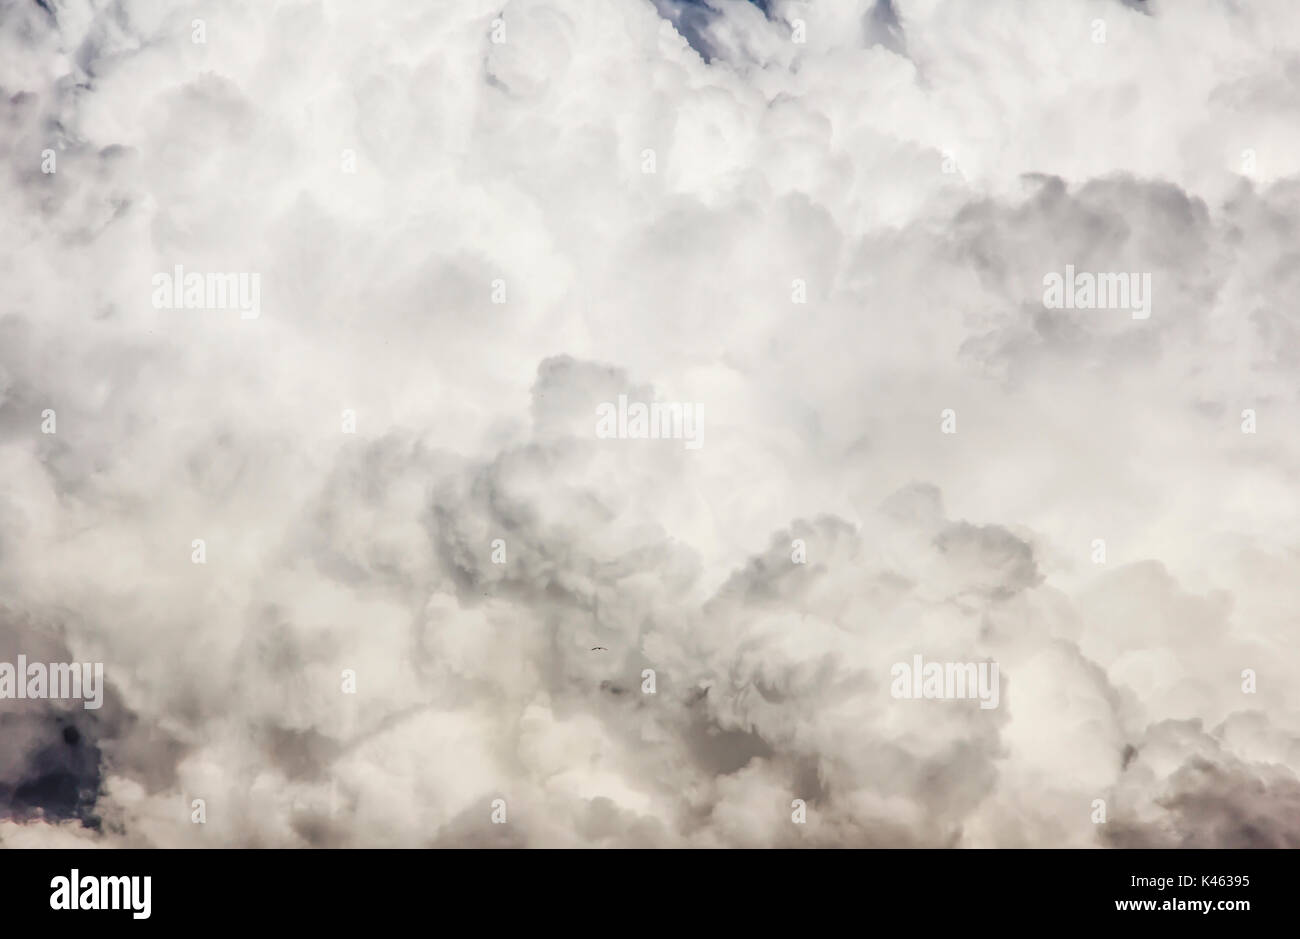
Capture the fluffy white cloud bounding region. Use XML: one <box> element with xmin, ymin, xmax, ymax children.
<box><xmin>1</xmin><ymin>0</ymin><xmax>1298</xmax><ymax>846</ymax></box>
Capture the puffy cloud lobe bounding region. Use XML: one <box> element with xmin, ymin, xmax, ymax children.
<box><xmin>1</xmin><ymin>0</ymin><xmax>1298</xmax><ymax>846</ymax></box>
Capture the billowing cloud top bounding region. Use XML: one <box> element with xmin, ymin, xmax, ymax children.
<box><xmin>1</xmin><ymin>0</ymin><xmax>1299</xmax><ymax>847</ymax></box>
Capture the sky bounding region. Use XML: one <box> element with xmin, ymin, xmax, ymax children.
<box><xmin>2</xmin><ymin>0</ymin><xmax>1299</xmax><ymax>847</ymax></box>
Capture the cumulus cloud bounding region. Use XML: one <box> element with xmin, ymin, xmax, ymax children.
<box><xmin>1</xmin><ymin>0</ymin><xmax>1299</xmax><ymax>847</ymax></box>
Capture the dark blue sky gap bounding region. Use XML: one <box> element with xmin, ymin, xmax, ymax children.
<box><xmin>657</xmin><ymin>1</ymin><xmax>908</xmax><ymax>62</ymax></box>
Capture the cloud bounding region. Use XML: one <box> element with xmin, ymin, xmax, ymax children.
<box><xmin>1</xmin><ymin>0</ymin><xmax>1298</xmax><ymax>846</ymax></box>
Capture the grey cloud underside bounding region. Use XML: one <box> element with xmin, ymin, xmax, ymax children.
<box><xmin>2</xmin><ymin>0</ymin><xmax>1299</xmax><ymax>846</ymax></box>
<box><xmin>0</xmin><ymin>609</ymin><xmax>185</xmax><ymax>835</ymax></box>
